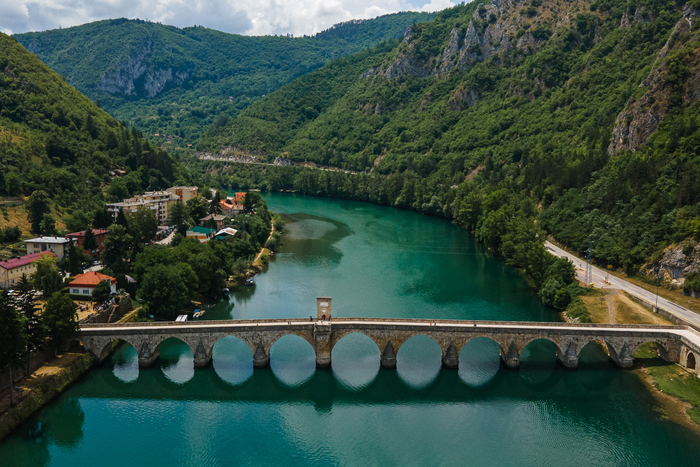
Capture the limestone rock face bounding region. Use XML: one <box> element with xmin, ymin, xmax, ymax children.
<box><xmin>98</xmin><ymin>37</ymin><xmax>192</xmax><ymax>98</ymax></box>
<box><xmin>447</xmin><ymin>87</ymin><xmax>479</xmax><ymax>111</ymax></box>
<box><xmin>641</xmin><ymin>240</ymin><xmax>700</xmax><ymax>286</ymax></box>
<box><xmin>609</xmin><ymin>4</ymin><xmax>700</xmax><ymax>154</ymax></box>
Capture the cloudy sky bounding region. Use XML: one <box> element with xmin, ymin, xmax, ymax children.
<box><xmin>0</xmin><ymin>0</ymin><xmax>455</xmax><ymax>36</ymax></box>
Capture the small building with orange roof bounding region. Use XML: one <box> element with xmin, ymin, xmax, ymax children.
<box><xmin>67</xmin><ymin>271</ymin><xmax>117</xmax><ymax>297</ymax></box>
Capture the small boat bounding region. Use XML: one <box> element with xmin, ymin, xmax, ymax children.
<box><xmin>245</xmin><ymin>277</ymin><xmax>255</xmax><ymax>286</ymax></box>
<box><xmin>175</xmin><ymin>314</ymin><xmax>188</xmax><ymax>322</ymax></box>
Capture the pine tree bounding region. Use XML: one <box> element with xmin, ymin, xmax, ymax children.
<box><xmin>116</xmin><ymin>208</ymin><xmax>128</xmax><ymax>227</ymax></box>
<box><xmin>26</xmin><ymin>190</ymin><xmax>51</xmax><ymax>234</ymax></box>
<box><xmin>83</xmin><ymin>227</ymin><xmax>98</xmax><ymax>252</ymax></box>
<box><xmin>0</xmin><ymin>290</ymin><xmax>27</xmax><ymax>405</ymax></box>
<box><xmin>42</xmin><ymin>292</ymin><xmax>78</xmax><ymax>355</ymax></box>
<box><xmin>209</xmin><ymin>190</ymin><xmax>221</xmax><ymax>214</ymax></box>
<box><xmin>17</xmin><ymin>274</ymin><xmax>45</xmax><ymax>375</ymax></box>
<box><xmin>92</xmin><ymin>206</ymin><xmax>113</xmax><ymax>229</ymax></box>
<box><xmin>67</xmin><ymin>242</ymin><xmax>83</xmax><ymax>276</ymax></box>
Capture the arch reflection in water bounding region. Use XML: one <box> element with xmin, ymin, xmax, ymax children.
<box><xmin>270</xmin><ymin>335</ymin><xmax>316</xmax><ymax>387</ymax></box>
<box><xmin>159</xmin><ymin>337</ymin><xmax>194</xmax><ymax>384</ymax></box>
<box><xmin>112</xmin><ymin>342</ymin><xmax>139</xmax><ymax>383</ymax></box>
<box><xmin>212</xmin><ymin>336</ymin><xmax>254</xmax><ymax>386</ymax></box>
<box><xmin>458</xmin><ymin>337</ymin><xmax>501</xmax><ymax>387</ymax></box>
<box><xmin>396</xmin><ymin>335</ymin><xmax>442</xmax><ymax>389</ymax></box>
<box><xmin>576</xmin><ymin>340</ymin><xmax>617</xmax><ymax>391</ymax></box>
<box><xmin>331</xmin><ymin>333</ymin><xmax>380</xmax><ymax>390</ymax></box>
<box><xmin>519</xmin><ymin>339</ymin><xmax>559</xmax><ymax>388</ymax></box>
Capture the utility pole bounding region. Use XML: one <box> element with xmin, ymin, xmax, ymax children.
<box><xmin>584</xmin><ymin>236</ymin><xmax>593</xmax><ymax>287</ymax></box>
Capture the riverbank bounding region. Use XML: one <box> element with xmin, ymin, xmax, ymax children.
<box><xmin>0</xmin><ymin>352</ymin><xmax>94</xmax><ymax>441</ymax></box>
<box><xmin>572</xmin><ymin>285</ymin><xmax>700</xmax><ymax>428</ymax></box>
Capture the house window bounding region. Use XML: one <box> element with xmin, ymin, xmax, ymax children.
<box><xmin>72</xmin><ymin>289</ymin><xmax>79</xmax><ymax>294</ymax></box>
<box><xmin>83</xmin><ymin>289</ymin><xmax>89</xmax><ymax>295</ymax></box>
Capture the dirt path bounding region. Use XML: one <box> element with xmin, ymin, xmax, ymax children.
<box><xmin>0</xmin><ymin>353</ymin><xmax>83</xmax><ymax>415</ymax></box>
<box><xmin>253</xmin><ymin>220</ymin><xmax>274</xmax><ymax>265</ymax></box>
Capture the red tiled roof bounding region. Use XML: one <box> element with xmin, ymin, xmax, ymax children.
<box><xmin>68</xmin><ymin>271</ymin><xmax>116</xmax><ymax>287</ymax></box>
<box><xmin>0</xmin><ymin>252</ymin><xmax>55</xmax><ymax>270</ymax></box>
<box><xmin>66</xmin><ymin>229</ymin><xmax>108</xmax><ymax>238</ymax></box>
<box><xmin>233</xmin><ymin>192</ymin><xmax>246</xmax><ymax>203</ymax></box>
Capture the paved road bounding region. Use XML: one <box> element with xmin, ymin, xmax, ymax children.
<box><xmin>156</xmin><ymin>231</ymin><xmax>175</xmax><ymax>245</ymax></box>
<box><xmin>545</xmin><ymin>241</ymin><xmax>700</xmax><ymax>328</ymax></box>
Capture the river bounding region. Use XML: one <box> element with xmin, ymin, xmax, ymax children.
<box><xmin>1</xmin><ymin>193</ymin><xmax>700</xmax><ymax>466</ymax></box>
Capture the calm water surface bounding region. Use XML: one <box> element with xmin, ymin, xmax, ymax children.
<box><xmin>2</xmin><ymin>193</ymin><xmax>700</xmax><ymax>466</ymax></box>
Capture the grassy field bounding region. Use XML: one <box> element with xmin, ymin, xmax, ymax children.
<box><xmin>634</xmin><ymin>343</ymin><xmax>700</xmax><ymax>426</ymax></box>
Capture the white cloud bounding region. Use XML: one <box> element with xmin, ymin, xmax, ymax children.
<box><xmin>0</xmin><ymin>0</ymin><xmax>456</xmax><ymax>36</ymax></box>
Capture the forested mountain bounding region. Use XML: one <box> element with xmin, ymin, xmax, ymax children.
<box><xmin>0</xmin><ymin>33</ymin><xmax>176</xmax><ymax>208</ymax></box>
<box><xmin>13</xmin><ymin>13</ymin><xmax>434</xmax><ymax>143</ymax></box>
<box><xmin>196</xmin><ymin>0</ymin><xmax>700</xmax><ymax>280</ymax></box>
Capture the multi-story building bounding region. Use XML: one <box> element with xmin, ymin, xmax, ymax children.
<box><xmin>24</xmin><ymin>236</ymin><xmax>70</xmax><ymax>261</ymax></box>
<box><xmin>0</xmin><ymin>251</ymin><xmax>56</xmax><ymax>288</ymax></box>
<box><xmin>106</xmin><ymin>191</ymin><xmax>179</xmax><ymax>225</ymax></box>
<box><xmin>66</xmin><ymin>229</ymin><xmax>108</xmax><ymax>256</ymax></box>
<box><xmin>220</xmin><ymin>198</ymin><xmax>244</xmax><ymax>218</ymax></box>
<box><xmin>167</xmin><ymin>186</ymin><xmax>199</xmax><ymax>203</ymax></box>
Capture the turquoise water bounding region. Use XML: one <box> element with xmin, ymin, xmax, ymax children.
<box><xmin>2</xmin><ymin>193</ymin><xmax>700</xmax><ymax>466</ymax></box>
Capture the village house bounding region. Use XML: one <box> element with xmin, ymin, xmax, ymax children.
<box><xmin>220</xmin><ymin>198</ymin><xmax>244</xmax><ymax>218</ymax></box>
<box><xmin>214</xmin><ymin>227</ymin><xmax>238</xmax><ymax>240</ymax></box>
<box><xmin>0</xmin><ymin>252</ymin><xmax>56</xmax><ymax>289</ymax></box>
<box><xmin>106</xmin><ymin>190</ymin><xmax>179</xmax><ymax>225</ymax></box>
<box><xmin>24</xmin><ymin>236</ymin><xmax>70</xmax><ymax>261</ymax></box>
<box><xmin>166</xmin><ymin>186</ymin><xmax>199</xmax><ymax>203</ymax></box>
<box><xmin>67</xmin><ymin>271</ymin><xmax>117</xmax><ymax>297</ymax></box>
<box><xmin>199</xmin><ymin>214</ymin><xmax>226</xmax><ymax>230</ymax></box>
<box><xmin>66</xmin><ymin>229</ymin><xmax>108</xmax><ymax>256</ymax></box>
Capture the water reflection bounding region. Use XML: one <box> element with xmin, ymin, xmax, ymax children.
<box><xmin>277</xmin><ymin>213</ymin><xmax>352</xmax><ymax>268</ymax></box>
<box><xmin>396</xmin><ymin>335</ymin><xmax>442</xmax><ymax>389</ymax></box>
<box><xmin>270</xmin><ymin>335</ymin><xmax>316</xmax><ymax>387</ymax></box>
<box><xmin>159</xmin><ymin>338</ymin><xmax>194</xmax><ymax>384</ymax></box>
<box><xmin>212</xmin><ymin>337</ymin><xmax>254</xmax><ymax>386</ymax></box>
<box><xmin>519</xmin><ymin>340</ymin><xmax>559</xmax><ymax>389</ymax></box>
<box><xmin>331</xmin><ymin>333</ymin><xmax>380</xmax><ymax>390</ymax></box>
<box><xmin>459</xmin><ymin>337</ymin><xmax>501</xmax><ymax>387</ymax></box>
<box><xmin>112</xmin><ymin>343</ymin><xmax>138</xmax><ymax>383</ymax></box>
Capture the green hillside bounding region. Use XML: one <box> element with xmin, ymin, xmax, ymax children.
<box><xmin>14</xmin><ymin>13</ymin><xmax>434</xmax><ymax>143</ymax></box>
<box><xmin>0</xmin><ymin>33</ymin><xmax>176</xmax><ymax>207</ymax></box>
<box><xmin>194</xmin><ymin>0</ymin><xmax>700</xmax><ymax>296</ymax></box>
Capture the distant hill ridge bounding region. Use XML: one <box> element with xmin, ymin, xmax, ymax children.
<box><xmin>14</xmin><ymin>13</ymin><xmax>434</xmax><ymax>142</ymax></box>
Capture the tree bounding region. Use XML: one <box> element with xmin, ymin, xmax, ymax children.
<box><xmin>168</xmin><ymin>201</ymin><xmax>188</xmax><ymax>236</ymax></box>
<box><xmin>66</xmin><ymin>242</ymin><xmax>83</xmax><ymax>276</ymax></box>
<box><xmin>209</xmin><ymin>189</ymin><xmax>221</xmax><ymax>214</ymax></box>
<box><xmin>5</xmin><ymin>172</ymin><xmax>21</xmax><ymax>196</ymax></box>
<box><xmin>139</xmin><ymin>263</ymin><xmax>196</xmax><ymax>320</ymax></box>
<box><xmin>40</xmin><ymin>213</ymin><xmax>57</xmax><ymax>235</ymax></box>
<box><xmin>129</xmin><ymin>208</ymin><xmax>158</xmax><ymax>243</ymax></box>
<box><xmin>201</xmin><ymin>187</ymin><xmax>212</xmax><ymax>199</ymax></box>
<box><xmin>243</xmin><ymin>191</ymin><xmax>262</xmax><ymax>213</ymax></box>
<box><xmin>116</xmin><ymin>208</ymin><xmax>128</xmax><ymax>227</ymax></box>
<box><xmin>65</xmin><ymin>210</ymin><xmax>92</xmax><ymax>232</ymax></box>
<box><xmin>91</xmin><ymin>280</ymin><xmax>111</xmax><ymax>304</ymax></box>
<box><xmin>83</xmin><ymin>227</ymin><xmax>98</xmax><ymax>252</ymax></box>
<box><xmin>32</xmin><ymin>254</ymin><xmax>64</xmax><ymax>297</ymax></box>
<box><xmin>186</xmin><ymin>196</ymin><xmax>209</xmax><ymax>222</ymax></box>
<box><xmin>42</xmin><ymin>292</ymin><xmax>78</xmax><ymax>354</ymax></box>
<box><xmin>102</xmin><ymin>224</ymin><xmax>132</xmax><ymax>274</ymax></box>
<box><xmin>0</xmin><ymin>290</ymin><xmax>26</xmax><ymax>405</ymax></box>
<box><xmin>27</xmin><ymin>190</ymin><xmax>51</xmax><ymax>234</ymax></box>
<box><xmin>16</xmin><ymin>274</ymin><xmax>45</xmax><ymax>375</ymax></box>
<box><xmin>92</xmin><ymin>206</ymin><xmax>113</xmax><ymax>229</ymax></box>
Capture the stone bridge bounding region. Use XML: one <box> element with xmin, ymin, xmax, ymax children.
<box><xmin>79</xmin><ymin>319</ymin><xmax>700</xmax><ymax>374</ymax></box>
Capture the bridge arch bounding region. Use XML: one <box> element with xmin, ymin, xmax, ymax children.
<box><xmin>395</xmin><ymin>334</ymin><xmax>443</xmax><ymax>389</ymax></box>
<box><xmin>687</xmin><ymin>352</ymin><xmax>696</xmax><ymax>372</ymax></box>
<box><xmin>212</xmin><ymin>336</ymin><xmax>254</xmax><ymax>386</ymax></box>
<box><xmin>269</xmin><ymin>334</ymin><xmax>316</xmax><ymax>387</ymax></box>
<box><xmin>157</xmin><ymin>336</ymin><xmax>195</xmax><ymax>384</ymax></box>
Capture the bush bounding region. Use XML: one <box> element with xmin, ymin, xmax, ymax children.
<box><xmin>565</xmin><ymin>297</ymin><xmax>591</xmax><ymax>323</ymax></box>
<box><xmin>683</xmin><ymin>240</ymin><xmax>695</xmax><ymax>256</ymax></box>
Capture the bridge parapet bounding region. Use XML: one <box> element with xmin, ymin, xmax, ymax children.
<box><xmin>79</xmin><ymin>319</ymin><xmax>700</xmax><ymax>375</ymax></box>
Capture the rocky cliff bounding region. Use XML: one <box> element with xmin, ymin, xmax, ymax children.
<box><xmin>641</xmin><ymin>239</ymin><xmax>700</xmax><ymax>286</ymax></box>
<box><xmin>608</xmin><ymin>4</ymin><xmax>700</xmax><ymax>154</ymax></box>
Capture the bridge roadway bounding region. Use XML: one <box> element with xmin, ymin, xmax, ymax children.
<box><xmin>80</xmin><ymin>318</ymin><xmax>700</xmax><ymax>375</ymax></box>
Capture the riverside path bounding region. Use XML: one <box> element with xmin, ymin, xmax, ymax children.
<box><xmin>80</xmin><ymin>319</ymin><xmax>700</xmax><ymax>376</ymax></box>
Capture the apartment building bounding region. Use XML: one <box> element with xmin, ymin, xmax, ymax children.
<box><xmin>106</xmin><ymin>191</ymin><xmax>179</xmax><ymax>225</ymax></box>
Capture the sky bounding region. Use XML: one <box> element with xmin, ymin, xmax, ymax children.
<box><xmin>0</xmin><ymin>0</ymin><xmax>456</xmax><ymax>36</ymax></box>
